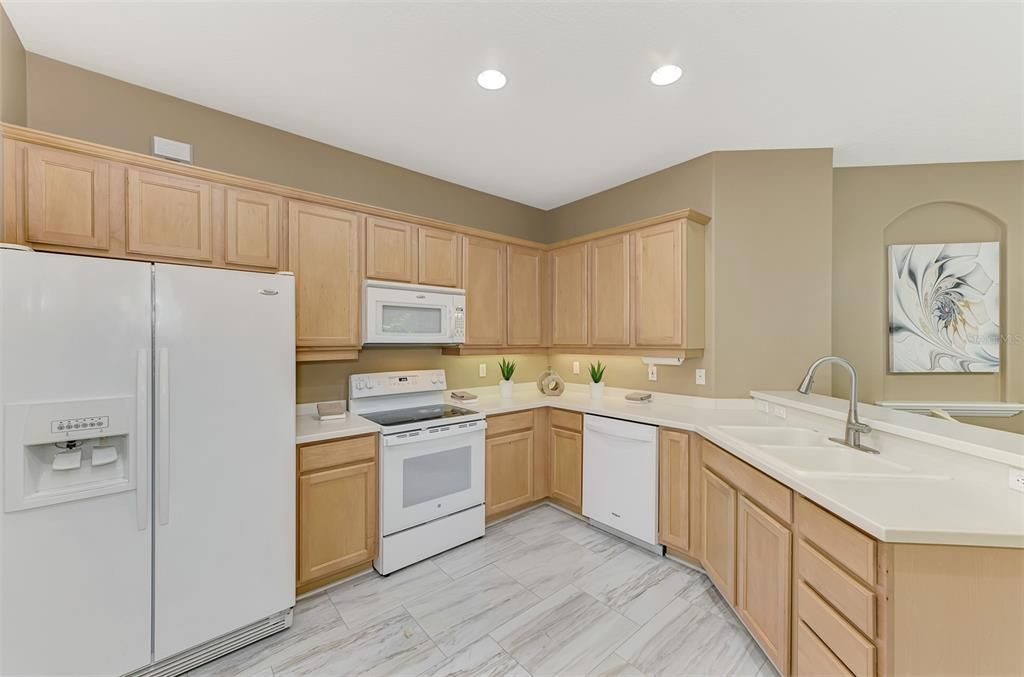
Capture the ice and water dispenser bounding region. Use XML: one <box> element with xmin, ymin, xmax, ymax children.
<box><xmin>4</xmin><ymin>396</ymin><xmax>138</xmax><ymax>512</ymax></box>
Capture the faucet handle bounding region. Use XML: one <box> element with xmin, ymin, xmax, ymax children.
<box><xmin>850</xmin><ymin>421</ymin><xmax>871</xmax><ymax>434</ymax></box>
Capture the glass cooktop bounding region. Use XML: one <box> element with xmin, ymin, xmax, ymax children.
<box><xmin>360</xmin><ymin>404</ymin><xmax>479</xmax><ymax>428</ymax></box>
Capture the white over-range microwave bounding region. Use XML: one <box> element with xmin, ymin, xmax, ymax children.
<box><xmin>362</xmin><ymin>280</ymin><xmax>466</xmax><ymax>345</ymax></box>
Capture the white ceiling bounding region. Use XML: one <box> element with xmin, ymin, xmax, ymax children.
<box><xmin>6</xmin><ymin>1</ymin><xmax>1022</xmax><ymax>209</ymax></box>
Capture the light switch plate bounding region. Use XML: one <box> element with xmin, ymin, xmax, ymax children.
<box><xmin>772</xmin><ymin>404</ymin><xmax>787</xmax><ymax>419</ymax></box>
<box><xmin>572</xmin><ymin>361</ymin><xmax>580</xmax><ymax>375</ymax></box>
<box><xmin>478</xmin><ymin>363</ymin><xmax>487</xmax><ymax>378</ymax></box>
<box><xmin>757</xmin><ymin>401</ymin><xmax>770</xmax><ymax>413</ymax></box>
<box><xmin>695</xmin><ymin>369</ymin><xmax>706</xmax><ymax>385</ymax></box>
<box><xmin>1009</xmin><ymin>468</ymin><xmax>1024</xmax><ymax>494</ymax></box>
<box><xmin>648</xmin><ymin>365</ymin><xmax>657</xmax><ymax>381</ymax></box>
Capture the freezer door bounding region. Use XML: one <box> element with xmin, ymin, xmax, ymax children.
<box><xmin>0</xmin><ymin>250</ymin><xmax>152</xmax><ymax>676</ymax></box>
<box><xmin>152</xmin><ymin>264</ymin><xmax>295</xmax><ymax>660</ymax></box>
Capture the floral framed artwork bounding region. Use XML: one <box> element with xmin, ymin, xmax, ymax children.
<box><xmin>888</xmin><ymin>241</ymin><xmax>1000</xmax><ymax>373</ymax></box>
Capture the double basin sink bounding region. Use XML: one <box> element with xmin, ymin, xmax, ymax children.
<box><xmin>715</xmin><ymin>425</ymin><xmax>951</xmax><ymax>481</ymax></box>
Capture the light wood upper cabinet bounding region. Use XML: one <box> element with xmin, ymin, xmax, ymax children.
<box><xmin>224</xmin><ymin>187</ymin><xmax>282</xmax><ymax>269</ymax></box>
<box><xmin>702</xmin><ymin>467</ymin><xmax>737</xmax><ymax>604</ymax></box>
<box><xmin>507</xmin><ymin>245</ymin><xmax>546</xmax><ymax>346</ymax></box>
<box><xmin>417</xmin><ymin>226</ymin><xmax>461</xmax><ymax>287</ymax></box>
<box><xmin>296</xmin><ymin>436</ymin><xmax>377</xmax><ymax>589</ymax></box>
<box><xmin>549</xmin><ymin>417</ymin><xmax>583</xmax><ymax>513</ymax></box>
<box><xmin>126</xmin><ymin>168</ymin><xmax>213</xmax><ymax>262</ymax></box>
<box><xmin>288</xmin><ymin>201</ymin><xmax>362</xmax><ymax>349</ymax></box>
<box><xmin>550</xmin><ymin>243</ymin><xmax>588</xmax><ymax>347</ymax></box>
<box><xmin>24</xmin><ymin>146</ymin><xmax>111</xmax><ymax>251</ymax></box>
<box><xmin>633</xmin><ymin>219</ymin><xmax>705</xmax><ymax>348</ymax></box>
<box><xmin>366</xmin><ymin>216</ymin><xmax>416</xmax><ymax>283</ymax></box>
<box><xmin>462</xmin><ymin>236</ymin><xmax>507</xmax><ymax>345</ymax></box>
<box><xmin>737</xmin><ymin>495</ymin><xmax>792</xmax><ymax>674</ymax></box>
<box><xmin>485</xmin><ymin>430</ymin><xmax>534</xmax><ymax>517</ymax></box>
<box><xmin>589</xmin><ymin>233</ymin><xmax>630</xmax><ymax>346</ymax></box>
<box><xmin>658</xmin><ymin>428</ymin><xmax>690</xmax><ymax>553</ymax></box>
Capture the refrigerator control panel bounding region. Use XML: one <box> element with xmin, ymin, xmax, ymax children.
<box><xmin>50</xmin><ymin>416</ymin><xmax>109</xmax><ymax>434</ymax></box>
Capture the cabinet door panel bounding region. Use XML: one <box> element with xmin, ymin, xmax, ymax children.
<box><xmin>289</xmin><ymin>201</ymin><xmax>362</xmax><ymax>347</ymax></box>
<box><xmin>486</xmin><ymin>430</ymin><xmax>534</xmax><ymax>517</ymax></box>
<box><xmin>127</xmin><ymin>168</ymin><xmax>213</xmax><ymax>261</ymax></box>
<box><xmin>658</xmin><ymin>429</ymin><xmax>690</xmax><ymax>552</ymax></box>
<box><xmin>297</xmin><ymin>461</ymin><xmax>377</xmax><ymax>585</ymax></box>
<box><xmin>589</xmin><ymin>233</ymin><xmax>630</xmax><ymax>346</ymax></box>
<box><xmin>224</xmin><ymin>188</ymin><xmax>282</xmax><ymax>269</ymax></box>
<box><xmin>550</xmin><ymin>428</ymin><xmax>582</xmax><ymax>513</ymax></box>
<box><xmin>633</xmin><ymin>221</ymin><xmax>682</xmax><ymax>345</ymax></box>
<box><xmin>25</xmin><ymin>146</ymin><xmax>112</xmax><ymax>251</ymax></box>
<box><xmin>462</xmin><ymin>236</ymin><xmax>506</xmax><ymax>345</ymax></box>
<box><xmin>417</xmin><ymin>226</ymin><xmax>460</xmax><ymax>287</ymax></box>
<box><xmin>550</xmin><ymin>243</ymin><xmax>588</xmax><ymax>346</ymax></box>
<box><xmin>701</xmin><ymin>468</ymin><xmax>737</xmax><ymax>603</ymax></box>
<box><xmin>507</xmin><ymin>245</ymin><xmax>545</xmax><ymax>346</ymax></box>
<box><xmin>366</xmin><ymin>216</ymin><xmax>416</xmax><ymax>282</ymax></box>
<box><xmin>737</xmin><ymin>495</ymin><xmax>792</xmax><ymax>674</ymax></box>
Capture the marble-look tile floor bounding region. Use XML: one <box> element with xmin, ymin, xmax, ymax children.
<box><xmin>192</xmin><ymin>505</ymin><xmax>773</xmax><ymax>677</ymax></box>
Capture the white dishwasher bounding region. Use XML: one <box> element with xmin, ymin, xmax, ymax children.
<box><xmin>582</xmin><ymin>414</ymin><xmax>659</xmax><ymax>546</ymax></box>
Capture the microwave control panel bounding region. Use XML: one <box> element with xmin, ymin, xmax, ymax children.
<box><xmin>453</xmin><ymin>306</ymin><xmax>465</xmax><ymax>339</ymax></box>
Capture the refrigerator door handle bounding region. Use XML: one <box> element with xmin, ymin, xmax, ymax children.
<box><xmin>157</xmin><ymin>347</ymin><xmax>171</xmax><ymax>525</ymax></box>
<box><xmin>136</xmin><ymin>349</ymin><xmax>149</xmax><ymax>531</ymax></box>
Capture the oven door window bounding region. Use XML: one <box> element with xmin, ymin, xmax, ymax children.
<box><xmin>381</xmin><ymin>304</ymin><xmax>444</xmax><ymax>336</ymax></box>
<box><xmin>403</xmin><ymin>445</ymin><xmax>472</xmax><ymax>508</ymax></box>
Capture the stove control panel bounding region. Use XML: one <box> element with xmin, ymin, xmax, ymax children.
<box><xmin>350</xmin><ymin>369</ymin><xmax>447</xmax><ymax>398</ymax></box>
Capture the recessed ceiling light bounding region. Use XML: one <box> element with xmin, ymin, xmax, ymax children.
<box><xmin>477</xmin><ymin>69</ymin><xmax>507</xmax><ymax>91</ymax></box>
<box><xmin>650</xmin><ymin>64</ymin><xmax>683</xmax><ymax>86</ymax></box>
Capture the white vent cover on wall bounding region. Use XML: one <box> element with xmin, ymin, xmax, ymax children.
<box><xmin>152</xmin><ymin>136</ymin><xmax>193</xmax><ymax>163</ymax></box>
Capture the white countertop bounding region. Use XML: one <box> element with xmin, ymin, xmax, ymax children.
<box><xmin>295</xmin><ymin>385</ymin><xmax>1024</xmax><ymax>548</ymax></box>
<box><xmin>296</xmin><ymin>401</ymin><xmax>380</xmax><ymax>444</ymax></box>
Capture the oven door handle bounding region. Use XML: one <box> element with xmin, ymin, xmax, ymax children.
<box><xmin>382</xmin><ymin>420</ymin><xmax>487</xmax><ymax>447</ymax></box>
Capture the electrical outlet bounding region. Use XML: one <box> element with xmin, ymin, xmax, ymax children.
<box><xmin>572</xmin><ymin>361</ymin><xmax>580</xmax><ymax>375</ymax></box>
<box><xmin>478</xmin><ymin>363</ymin><xmax>487</xmax><ymax>378</ymax></box>
<box><xmin>695</xmin><ymin>369</ymin><xmax>706</xmax><ymax>385</ymax></box>
<box><xmin>1009</xmin><ymin>468</ymin><xmax>1024</xmax><ymax>494</ymax></box>
<box><xmin>772</xmin><ymin>404</ymin><xmax>787</xmax><ymax>419</ymax></box>
<box><xmin>648</xmin><ymin>365</ymin><xmax>657</xmax><ymax>381</ymax></box>
<box><xmin>757</xmin><ymin>400</ymin><xmax>770</xmax><ymax>414</ymax></box>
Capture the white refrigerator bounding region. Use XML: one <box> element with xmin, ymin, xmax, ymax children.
<box><xmin>0</xmin><ymin>247</ymin><xmax>296</xmax><ymax>676</ymax></box>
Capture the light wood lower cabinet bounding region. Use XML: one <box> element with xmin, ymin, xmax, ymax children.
<box><xmin>549</xmin><ymin>410</ymin><xmax>583</xmax><ymax>513</ymax></box>
<box><xmin>485</xmin><ymin>430</ymin><xmax>534</xmax><ymax>517</ymax></box>
<box><xmin>296</xmin><ymin>435</ymin><xmax>378</xmax><ymax>592</ymax></box>
<box><xmin>701</xmin><ymin>467</ymin><xmax>737</xmax><ymax>603</ymax></box>
<box><xmin>658</xmin><ymin>428</ymin><xmax>690</xmax><ymax>553</ymax></box>
<box><xmin>737</xmin><ymin>495</ymin><xmax>791</xmax><ymax>674</ymax></box>
<box><xmin>289</xmin><ymin>201</ymin><xmax>363</xmax><ymax>358</ymax></box>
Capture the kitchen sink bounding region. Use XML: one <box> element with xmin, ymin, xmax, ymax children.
<box><xmin>716</xmin><ymin>425</ymin><xmax>951</xmax><ymax>480</ymax></box>
<box><xmin>717</xmin><ymin>425</ymin><xmax>828</xmax><ymax>447</ymax></box>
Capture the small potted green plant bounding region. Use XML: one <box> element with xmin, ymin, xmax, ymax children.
<box><xmin>588</xmin><ymin>361</ymin><xmax>606</xmax><ymax>399</ymax></box>
<box><xmin>498</xmin><ymin>358</ymin><xmax>517</xmax><ymax>399</ymax></box>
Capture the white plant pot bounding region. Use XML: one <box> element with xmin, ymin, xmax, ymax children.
<box><xmin>499</xmin><ymin>379</ymin><xmax>514</xmax><ymax>399</ymax></box>
<box><xmin>590</xmin><ymin>382</ymin><xmax>605</xmax><ymax>399</ymax></box>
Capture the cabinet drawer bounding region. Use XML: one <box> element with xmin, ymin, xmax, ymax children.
<box><xmin>800</xmin><ymin>540</ymin><xmax>876</xmax><ymax>638</ymax></box>
<box><xmin>798</xmin><ymin>582</ymin><xmax>875</xmax><ymax>677</ymax></box>
<box><xmin>702</xmin><ymin>442</ymin><xmax>792</xmax><ymax>523</ymax></box>
<box><xmin>486</xmin><ymin>410</ymin><xmax>535</xmax><ymax>438</ymax></box>
<box><xmin>797</xmin><ymin>496</ymin><xmax>876</xmax><ymax>585</ymax></box>
<box><xmin>299</xmin><ymin>435</ymin><xmax>376</xmax><ymax>474</ymax></box>
<box><xmin>550</xmin><ymin>408</ymin><xmax>582</xmax><ymax>432</ymax></box>
<box><xmin>797</xmin><ymin>620</ymin><xmax>854</xmax><ymax>677</ymax></box>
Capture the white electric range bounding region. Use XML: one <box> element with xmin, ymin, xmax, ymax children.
<box><xmin>349</xmin><ymin>369</ymin><xmax>486</xmax><ymax>575</ymax></box>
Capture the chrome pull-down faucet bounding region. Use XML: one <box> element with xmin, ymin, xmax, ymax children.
<box><xmin>797</xmin><ymin>356</ymin><xmax>879</xmax><ymax>454</ymax></box>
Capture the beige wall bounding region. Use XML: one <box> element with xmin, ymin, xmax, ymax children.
<box><xmin>298</xmin><ymin>349</ymin><xmax>552</xmax><ymax>404</ymax></box>
<box><xmin>0</xmin><ymin>4</ymin><xmax>25</xmax><ymax>125</ymax></box>
<box><xmin>23</xmin><ymin>54</ymin><xmax>545</xmax><ymax>241</ymax></box>
<box><xmin>544</xmin><ymin>153</ymin><xmax>714</xmax><ymax>242</ymax></box>
<box><xmin>833</xmin><ymin>162</ymin><xmax>1024</xmax><ymax>434</ymax></box>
